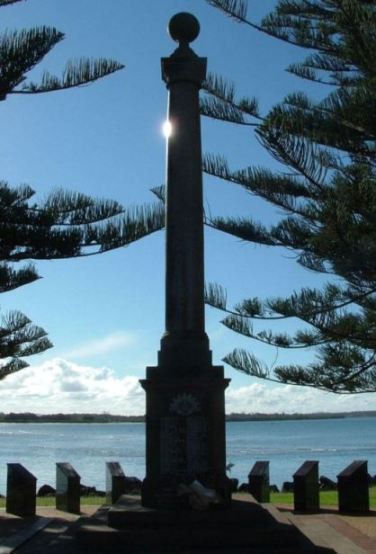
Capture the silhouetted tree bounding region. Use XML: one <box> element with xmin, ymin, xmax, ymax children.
<box><xmin>0</xmin><ymin>0</ymin><xmax>163</xmax><ymax>378</ymax></box>
<box><xmin>201</xmin><ymin>0</ymin><xmax>376</xmax><ymax>393</ymax></box>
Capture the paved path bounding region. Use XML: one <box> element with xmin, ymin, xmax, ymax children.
<box><xmin>0</xmin><ymin>503</ymin><xmax>375</xmax><ymax>553</ymax></box>
<box><xmin>0</xmin><ymin>506</ymin><xmax>96</xmax><ymax>553</ymax></box>
<box><xmin>275</xmin><ymin>504</ymin><xmax>376</xmax><ymax>554</ymax></box>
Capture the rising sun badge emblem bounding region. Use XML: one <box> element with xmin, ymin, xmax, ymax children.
<box><xmin>170</xmin><ymin>393</ymin><xmax>200</xmax><ymax>416</ymax></box>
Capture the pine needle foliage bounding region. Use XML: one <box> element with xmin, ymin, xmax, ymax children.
<box><xmin>201</xmin><ymin>72</ymin><xmax>260</xmax><ymax>126</ymax></box>
<box><xmin>204</xmin><ymin>0</ymin><xmax>376</xmax><ymax>393</ymax></box>
<box><xmin>21</xmin><ymin>58</ymin><xmax>124</xmax><ymax>95</ymax></box>
<box><xmin>206</xmin><ymin>0</ymin><xmax>248</xmax><ymax>23</ymax></box>
<box><xmin>0</xmin><ymin>5</ymin><xmax>162</xmax><ymax>379</ymax></box>
<box><xmin>0</xmin><ymin>24</ymin><xmax>124</xmax><ymax>100</ymax></box>
<box><xmin>0</xmin><ymin>0</ymin><xmax>24</xmax><ymax>6</ymax></box>
<box><xmin>0</xmin><ymin>183</ymin><xmax>164</xmax><ymax>379</ymax></box>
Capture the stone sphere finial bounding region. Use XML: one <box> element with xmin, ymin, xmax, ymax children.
<box><xmin>168</xmin><ymin>12</ymin><xmax>200</xmax><ymax>45</ymax></box>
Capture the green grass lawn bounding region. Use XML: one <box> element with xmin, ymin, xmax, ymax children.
<box><xmin>271</xmin><ymin>487</ymin><xmax>376</xmax><ymax>507</ymax></box>
<box><xmin>0</xmin><ymin>488</ymin><xmax>375</xmax><ymax>509</ymax></box>
<box><xmin>271</xmin><ymin>490</ymin><xmax>338</xmax><ymax>506</ymax></box>
<box><xmin>0</xmin><ymin>496</ymin><xmax>106</xmax><ymax>508</ymax></box>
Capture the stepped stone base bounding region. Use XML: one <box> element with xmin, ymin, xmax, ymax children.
<box><xmin>76</xmin><ymin>494</ymin><xmax>336</xmax><ymax>553</ymax></box>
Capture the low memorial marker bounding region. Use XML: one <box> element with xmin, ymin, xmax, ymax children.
<box><xmin>106</xmin><ymin>462</ymin><xmax>126</xmax><ymax>505</ymax></box>
<box><xmin>293</xmin><ymin>460</ymin><xmax>319</xmax><ymax>512</ymax></box>
<box><xmin>248</xmin><ymin>461</ymin><xmax>270</xmax><ymax>503</ymax></box>
<box><xmin>56</xmin><ymin>462</ymin><xmax>80</xmax><ymax>513</ymax></box>
<box><xmin>337</xmin><ymin>460</ymin><xmax>369</xmax><ymax>513</ymax></box>
<box><xmin>6</xmin><ymin>463</ymin><xmax>36</xmax><ymax>517</ymax></box>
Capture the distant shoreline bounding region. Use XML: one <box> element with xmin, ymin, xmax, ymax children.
<box><xmin>0</xmin><ymin>410</ymin><xmax>375</xmax><ymax>424</ymax></box>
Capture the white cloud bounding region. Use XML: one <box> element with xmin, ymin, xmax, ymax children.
<box><xmin>225</xmin><ymin>382</ymin><xmax>376</xmax><ymax>414</ymax></box>
<box><xmin>0</xmin><ymin>359</ymin><xmax>375</xmax><ymax>416</ymax></box>
<box><xmin>0</xmin><ymin>358</ymin><xmax>144</xmax><ymax>415</ymax></box>
<box><xmin>60</xmin><ymin>331</ymin><xmax>137</xmax><ymax>359</ymax></box>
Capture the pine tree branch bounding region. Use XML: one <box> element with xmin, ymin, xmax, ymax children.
<box><xmin>205</xmin><ymin>281</ymin><xmax>376</xmax><ymax>322</ymax></box>
<box><xmin>200</xmin><ymin>96</ymin><xmax>258</xmax><ymax>126</ymax></box>
<box><xmin>330</xmin><ymin>354</ymin><xmax>376</xmax><ymax>388</ymax></box>
<box><xmin>2</xmin><ymin>202</ymin><xmax>164</xmax><ymax>261</ymax></box>
<box><xmin>224</xmin><ymin>347</ymin><xmax>376</xmax><ymax>394</ymax></box>
<box><xmin>206</xmin><ymin>0</ymin><xmax>337</xmax><ymax>52</ymax></box>
<box><xmin>0</xmin><ymin>0</ymin><xmax>25</xmax><ymax>7</ymax></box>
<box><xmin>205</xmin><ymin>215</ymin><xmax>277</xmax><ymax>246</ymax></box>
<box><xmin>40</xmin><ymin>190</ymin><xmax>125</xmax><ymax>225</ymax></box>
<box><xmin>201</xmin><ymin>72</ymin><xmax>261</xmax><ymax>125</ymax></box>
<box><xmin>0</xmin><ymin>181</ymin><xmax>165</xmax><ymax>262</ymax></box>
<box><xmin>0</xmin><ymin>358</ymin><xmax>28</xmax><ymax>380</ymax></box>
<box><xmin>0</xmin><ymin>310</ymin><xmax>52</xmax><ymax>360</ymax></box>
<box><xmin>150</xmin><ymin>185</ymin><xmax>166</xmax><ymax>203</ymax></box>
<box><xmin>258</xmin><ymin>117</ymin><xmax>330</xmax><ymax>193</ymax></box>
<box><xmin>203</xmin><ymin>153</ymin><xmax>322</xmax><ymax>221</ymax></box>
<box><xmin>16</xmin><ymin>58</ymin><xmax>124</xmax><ymax>94</ymax></box>
<box><xmin>0</xmin><ymin>27</ymin><xmax>65</xmax><ymax>99</ymax></box>
<box><xmin>222</xmin><ymin>313</ymin><xmax>330</xmax><ymax>349</ymax></box>
<box><xmin>206</xmin><ymin>0</ymin><xmax>248</xmax><ymax>23</ymax></box>
<box><xmin>0</xmin><ymin>263</ymin><xmax>39</xmax><ymax>293</ymax></box>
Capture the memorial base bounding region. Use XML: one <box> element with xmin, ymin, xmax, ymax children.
<box><xmin>140</xmin><ymin>364</ymin><xmax>232</xmax><ymax>508</ymax></box>
<box><xmin>76</xmin><ymin>494</ymin><xmax>336</xmax><ymax>553</ymax></box>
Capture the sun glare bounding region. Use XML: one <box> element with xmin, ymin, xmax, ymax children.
<box><xmin>162</xmin><ymin>120</ymin><xmax>172</xmax><ymax>138</ymax></box>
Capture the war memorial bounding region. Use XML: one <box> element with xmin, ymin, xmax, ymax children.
<box><xmin>140</xmin><ymin>11</ymin><xmax>231</xmax><ymax>509</ymax></box>
<box><xmin>1</xmin><ymin>13</ymin><xmax>372</xmax><ymax>554</ymax></box>
<box><xmin>75</xmin><ymin>14</ymin><xmax>355</xmax><ymax>552</ymax></box>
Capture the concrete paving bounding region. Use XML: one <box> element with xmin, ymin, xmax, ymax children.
<box><xmin>0</xmin><ymin>501</ymin><xmax>375</xmax><ymax>553</ymax></box>
<box><xmin>275</xmin><ymin>504</ymin><xmax>376</xmax><ymax>554</ymax></box>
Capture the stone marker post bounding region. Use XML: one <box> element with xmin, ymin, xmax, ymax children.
<box><xmin>141</xmin><ymin>12</ymin><xmax>231</xmax><ymax>508</ymax></box>
<box><xmin>56</xmin><ymin>462</ymin><xmax>81</xmax><ymax>514</ymax></box>
<box><xmin>338</xmin><ymin>460</ymin><xmax>369</xmax><ymax>513</ymax></box>
<box><xmin>106</xmin><ymin>461</ymin><xmax>126</xmax><ymax>505</ymax></box>
<box><xmin>293</xmin><ymin>460</ymin><xmax>319</xmax><ymax>513</ymax></box>
<box><xmin>248</xmin><ymin>461</ymin><xmax>270</xmax><ymax>503</ymax></box>
<box><xmin>6</xmin><ymin>463</ymin><xmax>36</xmax><ymax>517</ymax></box>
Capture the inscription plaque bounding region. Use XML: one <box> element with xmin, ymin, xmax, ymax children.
<box><xmin>160</xmin><ymin>414</ymin><xmax>209</xmax><ymax>477</ymax></box>
<box><xmin>160</xmin><ymin>417</ymin><xmax>179</xmax><ymax>474</ymax></box>
<box><xmin>187</xmin><ymin>416</ymin><xmax>208</xmax><ymax>473</ymax></box>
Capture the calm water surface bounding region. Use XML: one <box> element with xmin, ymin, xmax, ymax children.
<box><xmin>0</xmin><ymin>417</ymin><xmax>375</xmax><ymax>494</ymax></box>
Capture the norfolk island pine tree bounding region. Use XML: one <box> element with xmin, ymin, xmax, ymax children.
<box><xmin>199</xmin><ymin>0</ymin><xmax>376</xmax><ymax>393</ymax></box>
<box><xmin>0</xmin><ymin>0</ymin><xmax>164</xmax><ymax>379</ymax></box>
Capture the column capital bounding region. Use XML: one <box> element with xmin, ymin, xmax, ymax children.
<box><xmin>162</xmin><ymin>13</ymin><xmax>207</xmax><ymax>87</ymax></box>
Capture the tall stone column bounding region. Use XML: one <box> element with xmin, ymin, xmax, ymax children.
<box><xmin>159</xmin><ymin>13</ymin><xmax>210</xmax><ymax>371</ymax></box>
<box><xmin>141</xmin><ymin>13</ymin><xmax>231</xmax><ymax>509</ymax></box>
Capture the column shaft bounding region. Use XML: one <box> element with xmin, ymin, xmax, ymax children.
<box><xmin>165</xmin><ymin>81</ymin><xmax>205</xmax><ymax>336</ymax></box>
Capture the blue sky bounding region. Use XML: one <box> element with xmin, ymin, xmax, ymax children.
<box><xmin>0</xmin><ymin>0</ymin><xmax>375</xmax><ymax>414</ymax></box>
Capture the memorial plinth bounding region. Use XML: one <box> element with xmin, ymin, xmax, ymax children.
<box><xmin>106</xmin><ymin>462</ymin><xmax>126</xmax><ymax>505</ymax></box>
<box><xmin>293</xmin><ymin>460</ymin><xmax>319</xmax><ymax>513</ymax></box>
<box><xmin>6</xmin><ymin>463</ymin><xmax>36</xmax><ymax>517</ymax></box>
<box><xmin>248</xmin><ymin>461</ymin><xmax>270</xmax><ymax>503</ymax></box>
<box><xmin>56</xmin><ymin>462</ymin><xmax>80</xmax><ymax>514</ymax></box>
<box><xmin>141</xmin><ymin>13</ymin><xmax>231</xmax><ymax>508</ymax></box>
<box><xmin>338</xmin><ymin>460</ymin><xmax>369</xmax><ymax>513</ymax></box>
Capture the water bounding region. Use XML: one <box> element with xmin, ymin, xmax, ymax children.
<box><xmin>0</xmin><ymin>417</ymin><xmax>375</xmax><ymax>494</ymax></box>
<box><xmin>226</xmin><ymin>417</ymin><xmax>376</xmax><ymax>487</ymax></box>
